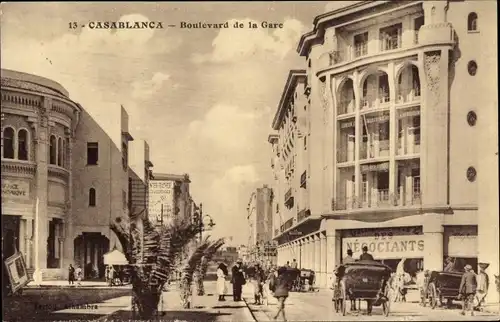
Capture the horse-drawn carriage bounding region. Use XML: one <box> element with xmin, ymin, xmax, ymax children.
<box><xmin>422</xmin><ymin>271</ymin><xmax>463</xmax><ymax>309</ymax></box>
<box><xmin>332</xmin><ymin>261</ymin><xmax>392</xmax><ymax>316</ymax></box>
<box><xmin>286</xmin><ymin>268</ymin><xmax>316</xmax><ymax>292</ymax></box>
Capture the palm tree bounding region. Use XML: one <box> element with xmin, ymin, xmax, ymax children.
<box><xmin>110</xmin><ymin>215</ymin><xmax>199</xmax><ymax>319</ymax></box>
<box><xmin>179</xmin><ymin>239</ymin><xmax>212</xmax><ymax>308</ymax></box>
<box><xmin>195</xmin><ymin>238</ymin><xmax>225</xmax><ymax>295</ymax></box>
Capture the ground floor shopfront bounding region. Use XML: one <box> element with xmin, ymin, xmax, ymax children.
<box><xmin>276</xmin><ymin>211</ymin><xmax>482</xmax><ymax>289</ymax></box>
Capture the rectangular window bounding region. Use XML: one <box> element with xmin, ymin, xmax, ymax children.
<box><xmin>361</xmin><ymin>174</ymin><xmax>368</xmax><ymax>202</ymax></box>
<box><xmin>354</xmin><ymin>32</ymin><xmax>368</xmax><ymax>57</ymax></box>
<box><xmin>304</xmin><ymin>136</ymin><xmax>307</xmax><ymax>150</ymax></box>
<box><xmin>123</xmin><ymin>190</ymin><xmax>127</xmax><ymax>209</ymax></box>
<box><xmin>413</xmin><ymin>116</ymin><xmax>421</xmax><ymax>145</ymax></box>
<box><xmin>414</xmin><ymin>16</ymin><xmax>424</xmax><ymax>44</ymax></box>
<box><xmin>380</xmin><ymin>23</ymin><xmax>402</xmax><ymax>51</ymax></box>
<box><xmin>87</xmin><ymin>142</ymin><xmax>98</xmax><ymax>165</ymax></box>
<box><xmin>122</xmin><ymin>143</ymin><xmax>128</xmax><ymax>171</ymax></box>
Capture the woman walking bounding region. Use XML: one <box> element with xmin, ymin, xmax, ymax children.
<box><xmin>271</xmin><ymin>266</ymin><xmax>290</xmax><ymax>321</ymax></box>
<box><xmin>216</xmin><ymin>263</ymin><xmax>228</xmax><ymax>301</ymax></box>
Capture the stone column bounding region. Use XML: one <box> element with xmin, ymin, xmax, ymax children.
<box><xmin>33</xmin><ymin>98</ymin><xmax>50</xmax><ymax>270</ymax></box>
<box><xmin>64</xmin><ymin>127</ymin><xmax>75</xmax><ymax>266</ymax></box>
<box><xmin>353</xmin><ymin>71</ymin><xmax>361</xmax><ymax>205</ymax></box>
<box><xmin>24</xmin><ymin>218</ymin><xmax>33</xmax><ymax>268</ymax></box>
<box><xmin>387</xmin><ymin>62</ymin><xmax>397</xmax><ymax>202</ymax></box>
<box><xmin>320</xmin><ymin>233</ymin><xmax>327</xmax><ymax>288</ymax></box>
<box><xmin>19</xmin><ymin>219</ymin><xmax>26</xmax><ymax>255</ymax></box>
<box><xmin>314</xmin><ymin>235</ymin><xmax>321</xmax><ymax>276</ymax></box>
<box><xmin>58</xmin><ymin>238</ymin><xmax>65</xmax><ymax>270</ymax></box>
<box><xmin>423</xmin><ymin>218</ymin><xmax>444</xmax><ymax>271</ymax></box>
<box><xmin>326</xmin><ymin>230</ymin><xmax>341</xmax><ymax>285</ymax></box>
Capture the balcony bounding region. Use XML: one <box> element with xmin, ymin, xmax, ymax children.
<box><xmin>418</xmin><ymin>23</ymin><xmax>455</xmax><ymax>47</ymax></box>
<box><xmin>337</xmin><ymin>149</ymin><xmax>355</xmax><ymax>164</ymax></box>
<box><xmin>397</xmin><ymin>190</ymin><xmax>421</xmax><ymax>207</ymax></box>
<box><xmin>361</xmin><ymin>91</ymin><xmax>390</xmax><ymax>110</ymax></box>
<box><xmin>1</xmin><ymin>159</ymin><xmax>37</xmax><ymax>177</ymax></box>
<box><xmin>284</xmin><ymin>188</ymin><xmax>293</xmax><ymax>206</ymax></box>
<box><xmin>337</xmin><ymin>98</ymin><xmax>355</xmax><ymax>115</ymax></box>
<box><xmin>397</xmin><ymin>86</ymin><xmax>420</xmax><ymax>105</ymax></box>
<box><xmin>360</xmin><ymin>140</ymin><xmax>390</xmax><ymax>160</ymax></box>
<box><xmin>48</xmin><ymin>165</ymin><xmax>70</xmax><ymax>184</ymax></box>
<box><xmin>297</xmin><ymin>209</ymin><xmax>311</xmax><ymax>223</ymax></box>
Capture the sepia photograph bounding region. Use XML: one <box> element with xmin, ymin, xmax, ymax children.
<box><xmin>1</xmin><ymin>1</ymin><xmax>499</xmax><ymax>321</ymax></box>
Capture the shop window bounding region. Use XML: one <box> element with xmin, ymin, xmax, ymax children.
<box><xmin>87</xmin><ymin>142</ymin><xmax>98</xmax><ymax>165</ymax></box>
<box><xmin>467</xmin><ymin>12</ymin><xmax>478</xmax><ymax>31</ymax></box>
<box><xmin>467</xmin><ymin>111</ymin><xmax>477</xmax><ymax>126</ymax></box>
<box><xmin>18</xmin><ymin>128</ymin><xmax>29</xmax><ymax>160</ymax></box>
<box><xmin>3</xmin><ymin>127</ymin><xmax>15</xmax><ymax>159</ymax></box>
<box><xmin>57</xmin><ymin>137</ymin><xmax>63</xmax><ymax>166</ymax></box>
<box><xmin>89</xmin><ymin>188</ymin><xmax>96</xmax><ymax>207</ymax></box>
<box><xmin>49</xmin><ymin>135</ymin><xmax>57</xmax><ymax>165</ymax></box>
<box><xmin>467</xmin><ymin>61</ymin><xmax>478</xmax><ymax>76</ymax></box>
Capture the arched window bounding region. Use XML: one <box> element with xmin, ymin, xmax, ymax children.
<box><xmin>18</xmin><ymin>129</ymin><xmax>29</xmax><ymax>160</ymax></box>
<box><xmin>89</xmin><ymin>188</ymin><xmax>96</xmax><ymax>206</ymax></box>
<box><xmin>468</xmin><ymin>12</ymin><xmax>478</xmax><ymax>31</ymax></box>
<box><xmin>57</xmin><ymin>137</ymin><xmax>63</xmax><ymax>166</ymax></box>
<box><xmin>2</xmin><ymin>127</ymin><xmax>15</xmax><ymax>159</ymax></box>
<box><xmin>49</xmin><ymin>135</ymin><xmax>57</xmax><ymax>165</ymax></box>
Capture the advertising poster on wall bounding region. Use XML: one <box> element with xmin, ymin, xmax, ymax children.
<box><xmin>148</xmin><ymin>180</ymin><xmax>174</xmax><ymax>225</ymax></box>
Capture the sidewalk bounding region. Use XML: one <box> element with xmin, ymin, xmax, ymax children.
<box><xmin>26</xmin><ymin>280</ymin><xmax>132</xmax><ymax>289</ymax></box>
<box><xmin>100</xmin><ymin>280</ymin><xmax>256</xmax><ymax>321</ymax></box>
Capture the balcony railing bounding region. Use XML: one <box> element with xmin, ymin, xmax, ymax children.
<box><xmin>414</xmin><ymin>30</ymin><xmax>419</xmax><ymax>44</ymax></box>
<box><xmin>360</xmin><ymin>140</ymin><xmax>390</xmax><ymax>159</ymax></box>
<box><xmin>285</xmin><ymin>188</ymin><xmax>293</xmax><ymax>204</ymax></box>
<box><xmin>354</xmin><ymin>43</ymin><xmax>368</xmax><ymax>58</ymax></box>
<box><xmin>338</xmin><ymin>98</ymin><xmax>355</xmax><ymax>115</ymax></box>
<box><xmin>397</xmin><ymin>86</ymin><xmax>421</xmax><ymax>104</ymax></box>
<box><xmin>361</xmin><ymin>92</ymin><xmax>390</xmax><ymax>110</ymax></box>
<box><xmin>329</xmin><ymin>51</ymin><xmax>347</xmax><ymax>65</ymax></box>
<box><xmin>337</xmin><ymin>149</ymin><xmax>355</xmax><ymax>163</ymax></box>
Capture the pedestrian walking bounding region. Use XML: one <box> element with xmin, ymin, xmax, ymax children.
<box><xmin>253</xmin><ymin>263</ymin><xmax>265</xmax><ymax>305</ymax></box>
<box><xmin>475</xmin><ymin>262</ymin><xmax>490</xmax><ymax>311</ymax></box>
<box><xmin>359</xmin><ymin>246</ymin><xmax>374</xmax><ymax>261</ymax></box>
<box><xmin>459</xmin><ymin>264</ymin><xmax>477</xmax><ymax>316</ymax></box>
<box><xmin>271</xmin><ymin>266</ymin><xmax>290</xmax><ymax>321</ymax></box>
<box><xmin>216</xmin><ymin>263</ymin><xmax>228</xmax><ymax>301</ymax></box>
<box><xmin>231</xmin><ymin>260</ymin><xmax>246</xmax><ymax>301</ymax></box>
<box><xmin>68</xmin><ymin>264</ymin><xmax>75</xmax><ymax>285</ymax></box>
<box><xmin>75</xmin><ymin>265</ymin><xmax>83</xmax><ymax>286</ymax></box>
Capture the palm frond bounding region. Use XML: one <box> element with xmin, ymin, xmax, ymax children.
<box><xmin>110</xmin><ymin>218</ymin><xmax>132</xmax><ymax>261</ymax></box>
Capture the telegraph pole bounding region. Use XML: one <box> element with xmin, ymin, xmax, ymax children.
<box><xmin>199</xmin><ymin>203</ymin><xmax>203</xmax><ymax>243</ymax></box>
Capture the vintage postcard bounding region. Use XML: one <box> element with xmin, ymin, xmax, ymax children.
<box><xmin>1</xmin><ymin>1</ymin><xmax>499</xmax><ymax>321</ymax></box>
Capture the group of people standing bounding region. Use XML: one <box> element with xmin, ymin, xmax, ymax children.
<box><xmin>67</xmin><ymin>264</ymin><xmax>83</xmax><ymax>286</ymax></box>
<box><xmin>216</xmin><ymin>260</ymin><xmax>292</xmax><ymax>321</ymax></box>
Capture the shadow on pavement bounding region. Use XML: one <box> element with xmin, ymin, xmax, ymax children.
<box><xmin>212</xmin><ymin>305</ymin><xmax>247</xmax><ymax>309</ymax></box>
<box><xmin>109</xmin><ymin>309</ymin><xmax>232</xmax><ymax>321</ymax></box>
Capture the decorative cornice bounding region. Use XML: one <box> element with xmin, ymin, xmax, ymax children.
<box><xmin>1</xmin><ymin>160</ymin><xmax>37</xmax><ymax>176</ymax></box>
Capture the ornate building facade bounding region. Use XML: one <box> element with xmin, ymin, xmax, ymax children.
<box><xmin>270</xmin><ymin>1</ymin><xmax>498</xmax><ymax>301</ymax></box>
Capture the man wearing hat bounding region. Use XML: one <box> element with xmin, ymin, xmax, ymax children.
<box><xmin>459</xmin><ymin>264</ymin><xmax>477</xmax><ymax>316</ymax></box>
<box><xmin>475</xmin><ymin>262</ymin><xmax>490</xmax><ymax>311</ymax></box>
<box><xmin>359</xmin><ymin>246</ymin><xmax>374</xmax><ymax>261</ymax></box>
<box><xmin>231</xmin><ymin>260</ymin><xmax>246</xmax><ymax>301</ymax></box>
<box><xmin>343</xmin><ymin>249</ymin><xmax>355</xmax><ymax>264</ymax></box>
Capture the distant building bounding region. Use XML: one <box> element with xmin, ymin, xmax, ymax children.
<box><xmin>149</xmin><ymin>173</ymin><xmax>192</xmax><ymax>225</ymax></box>
<box><xmin>246</xmin><ymin>185</ymin><xmax>276</xmax><ymax>263</ymax></box>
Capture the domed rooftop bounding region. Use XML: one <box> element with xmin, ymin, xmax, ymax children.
<box><xmin>1</xmin><ymin>69</ymin><xmax>70</xmax><ymax>99</ymax></box>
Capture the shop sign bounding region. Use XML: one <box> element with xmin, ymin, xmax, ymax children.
<box><xmin>341</xmin><ymin>120</ymin><xmax>355</xmax><ymax>129</ymax></box>
<box><xmin>360</xmin><ymin>162</ymin><xmax>389</xmax><ymax>173</ymax></box>
<box><xmin>148</xmin><ymin>180</ymin><xmax>174</xmax><ymax>224</ymax></box>
<box><xmin>399</xmin><ymin>110</ymin><xmax>420</xmax><ymax>118</ymax></box>
<box><xmin>365</xmin><ymin>114</ymin><xmax>389</xmax><ymax>124</ymax></box>
<box><xmin>2</xmin><ymin>180</ymin><xmax>30</xmax><ymax>199</ymax></box>
<box><xmin>342</xmin><ymin>235</ymin><xmax>425</xmax><ymax>260</ymax></box>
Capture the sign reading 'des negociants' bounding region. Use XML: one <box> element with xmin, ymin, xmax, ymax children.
<box><xmin>342</xmin><ymin>235</ymin><xmax>425</xmax><ymax>260</ymax></box>
<box><xmin>148</xmin><ymin>180</ymin><xmax>174</xmax><ymax>224</ymax></box>
<box><xmin>2</xmin><ymin>180</ymin><xmax>30</xmax><ymax>199</ymax></box>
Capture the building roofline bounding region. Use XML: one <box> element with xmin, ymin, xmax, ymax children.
<box><xmin>151</xmin><ymin>173</ymin><xmax>191</xmax><ymax>183</ymax></box>
<box><xmin>1</xmin><ymin>68</ymin><xmax>71</xmax><ymax>97</ymax></box>
<box><xmin>297</xmin><ymin>0</ymin><xmax>402</xmax><ymax>56</ymax></box>
<box><xmin>271</xmin><ymin>69</ymin><xmax>307</xmax><ymax>130</ymax></box>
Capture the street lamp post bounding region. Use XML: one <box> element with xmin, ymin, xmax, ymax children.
<box><xmin>196</xmin><ymin>203</ymin><xmax>215</xmax><ymax>242</ymax></box>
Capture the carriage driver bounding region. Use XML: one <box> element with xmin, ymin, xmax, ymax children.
<box><xmin>343</xmin><ymin>249</ymin><xmax>355</xmax><ymax>264</ymax></box>
<box><xmin>359</xmin><ymin>246</ymin><xmax>374</xmax><ymax>261</ymax></box>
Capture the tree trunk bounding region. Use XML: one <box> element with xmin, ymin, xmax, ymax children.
<box><xmin>132</xmin><ymin>282</ymin><xmax>161</xmax><ymax>320</ymax></box>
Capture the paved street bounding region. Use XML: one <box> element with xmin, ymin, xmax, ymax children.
<box><xmin>244</xmin><ymin>287</ymin><xmax>500</xmax><ymax>321</ymax></box>
<box><xmin>104</xmin><ymin>280</ymin><xmax>255</xmax><ymax>321</ymax></box>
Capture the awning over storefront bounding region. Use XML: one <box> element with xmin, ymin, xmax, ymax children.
<box><xmin>103</xmin><ymin>248</ymin><xmax>129</xmax><ymax>265</ymax></box>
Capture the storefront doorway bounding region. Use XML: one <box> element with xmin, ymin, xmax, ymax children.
<box><xmin>2</xmin><ymin>215</ymin><xmax>20</xmax><ymax>259</ymax></box>
<box><xmin>74</xmin><ymin>232</ymin><xmax>109</xmax><ymax>279</ymax></box>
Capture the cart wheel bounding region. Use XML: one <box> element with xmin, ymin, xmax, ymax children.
<box><xmin>428</xmin><ymin>283</ymin><xmax>438</xmax><ymax>309</ymax></box>
<box><xmin>340</xmin><ymin>281</ymin><xmax>347</xmax><ymax>316</ymax></box>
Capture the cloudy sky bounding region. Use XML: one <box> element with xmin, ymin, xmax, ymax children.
<box><xmin>1</xmin><ymin>1</ymin><xmax>359</xmax><ymax>246</ymax></box>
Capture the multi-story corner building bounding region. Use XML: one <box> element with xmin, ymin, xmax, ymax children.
<box><xmin>1</xmin><ymin>69</ymin><xmax>82</xmax><ymax>279</ymax></box>
<box><xmin>71</xmin><ymin>104</ymin><xmax>134</xmax><ymax>278</ymax></box>
<box><xmin>270</xmin><ymin>1</ymin><xmax>498</xmax><ymax>297</ymax></box>
<box><xmin>149</xmin><ymin>173</ymin><xmax>192</xmax><ymax>225</ymax></box>
<box><xmin>1</xmin><ymin>69</ymin><xmax>141</xmax><ymax>280</ymax></box>
<box><xmin>246</xmin><ymin>185</ymin><xmax>276</xmax><ymax>263</ymax></box>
